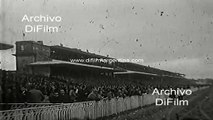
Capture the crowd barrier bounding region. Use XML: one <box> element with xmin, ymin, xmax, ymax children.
<box><xmin>0</xmin><ymin>103</ymin><xmax>59</xmax><ymax>111</ymax></box>
<box><xmin>0</xmin><ymin>86</ymin><xmax>208</xmax><ymax>120</ymax></box>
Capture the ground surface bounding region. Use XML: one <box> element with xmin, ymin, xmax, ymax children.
<box><xmin>105</xmin><ymin>86</ymin><xmax>213</xmax><ymax>120</ymax></box>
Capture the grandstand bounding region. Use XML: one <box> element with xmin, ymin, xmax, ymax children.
<box><xmin>15</xmin><ymin>41</ymin><xmax>185</xmax><ymax>80</ymax></box>
<box><xmin>1</xmin><ymin>41</ymin><xmax>194</xmax><ymax>101</ymax></box>
<box><xmin>13</xmin><ymin>41</ymin><xmax>195</xmax><ymax>87</ymax></box>
<box><xmin>0</xmin><ymin>40</ymin><xmax>204</xmax><ymax>120</ymax></box>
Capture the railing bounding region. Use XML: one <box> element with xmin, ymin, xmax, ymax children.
<box><xmin>0</xmin><ymin>86</ymin><xmax>208</xmax><ymax>120</ymax></box>
<box><xmin>0</xmin><ymin>103</ymin><xmax>59</xmax><ymax>111</ymax></box>
<box><xmin>0</xmin><ymin>94</ymin><xmax>165</xmax><ymax>120</ymax></box>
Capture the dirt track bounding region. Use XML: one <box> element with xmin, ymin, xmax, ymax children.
<box><xmin>105</xmin><ymin>86</ymin><xmax>213</xmax><ymax>120</ymax></box>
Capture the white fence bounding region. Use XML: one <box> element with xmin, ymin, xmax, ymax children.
<box><xmin>0</xmin><ymin>86</ymin><xmax>208</xmax><ymax>120</ymax></box>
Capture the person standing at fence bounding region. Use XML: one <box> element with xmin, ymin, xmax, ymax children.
<box><xmin>87</xmin><ymin>88</ymin><xmax>102</xmax><ymax>101</ymax></box>
<box><xmin>17</xmin><ymin>86</ymin><xmax>28</xmax><ymax>103</ymax></box>
<box><xmin>106</xmin><ymin>90</ymin><xmax>114</xmax><ymax>100</ymax></box>
<box><xmin>27</xmin><ymin>84</ymin><xmax>45</xmax><ymax>103</ymax></box>
<box><xmin>59</xmin><ymin>89</ymin><xmax>70</xmax><ymax>103</ymax></box>
<box><xmin>76</xmin><ymin>85</ymin><xmax>88</xmax><ymax>102</ymax></box>
<box><xmin>3</xmin><ymin>87</ymin><xmax>15</xmax><ymax>103</ymax></box>
<box><xmin>49</xmin><ymin>91</ymin><xmax>60</xmax><ymax>103</ymax></box>
<box><xmin>69</xmin><ymin>89</ymin><xmax>77</xmax><ymax>102</ymax></box>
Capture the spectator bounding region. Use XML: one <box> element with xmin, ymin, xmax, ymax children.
<box><xmin>58</xmin><ymin>89</ymin><xmax>70</xmax><ymax>103</ymax></box>
<box><xmin>1</xmin><ymin>71</ymin><xmax>201</xmax><ymax>105</ymax></box>
<box><xmin>69</xmin><ymin>89</ymin><xmax>77</xmax><ymax>102</ymax></box>
<box><xmin>3</xmin><ymin>88</ymin><xmax>15</xmax><ymax>103</ymax></box>
<box><xmin>17</xmin><ymin>86</ymin><xmax>28</xmax><ymax>103</ymax></box>
<box><xmin>87</xmin><ymin>88</ymin><xmax>102</xmax><ymax>101</ymax></box>
<box><xmin>106</xmin><ymin>90</ymin><xmax>114</xmax><ymax>100</ymax></box>
<box><xmin>27</xmin><ymin>84</ymin><xmax>45</xmax><ymax>103</ymax></box>
<box><xmin>49</xmin><ymin>91</ymin><xmax>60</xmax><ymax>103</ymax></box>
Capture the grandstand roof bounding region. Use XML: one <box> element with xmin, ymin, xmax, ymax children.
<box><xmin>119</xmin><ymin>62</ymin><xmax>184</xmax><ymax>77</ymax></box>
<box><xmin>0</xmin><ymin>43</ymin><xmax>13</xmax><ymax>50</ymax></box>
<box><xmin>161</xmin><ymin>74</ymin><xmax>184</xmax><ymax>79</ymax></box>
<box><xmin>51</xmin><ymin>45</ymin><xmax>115</xmax><ymax>59</ymax></box>
<box><xmin>114</xmin><ymin>70</ymin><xmax>158</xmax><ymax>76</ymax></box>
<box><xmin>114</xmin><ymin>70</ymin><xmax>184</xmax><ymax>78</ymax></box>
<box><xmin>28</xmin><ymin>60</ymin><xmax>122</xmax><ymax>71</ymax></box>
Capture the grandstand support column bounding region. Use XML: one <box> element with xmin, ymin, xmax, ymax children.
<box><xmin>128</xmin><ymin>74</ymin><xmax>131</xmax><ymax>81</ymax></box>
<box><xmin>91</xmin><ymin>70</ymin><xmax>95</xmax><ymax>81</ymax></box>
<box><xmin>1</xmin><ymin>70</ymin><xmax>6</xmax><ymax>103</ymax></box>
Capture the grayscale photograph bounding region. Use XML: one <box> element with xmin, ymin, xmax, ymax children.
<box><xmin>0</xmin><ymin>0</ymin><xmax>213</xmax><ymax>120</ymax></box>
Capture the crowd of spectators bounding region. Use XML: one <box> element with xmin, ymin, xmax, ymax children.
<box><xmin>1</xmin><ymin>72</ymin><xmax>191</xmax><ymax>104</ymax></box>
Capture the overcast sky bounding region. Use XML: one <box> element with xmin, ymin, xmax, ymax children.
<box><xmin>0</xmin><ymin>0</ymin><xmax>213</xmax><ymax>79</ymax></box>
